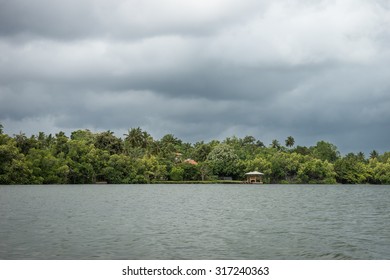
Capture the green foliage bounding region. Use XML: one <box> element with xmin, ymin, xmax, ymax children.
<box><xmin>369</xmin><ymin>159</ymin><xmax>390</xmax><ymax>184</ymax></box>
<box><xmin>271</xmin><ymin>139</ymin><xmax>282</xmax><ymax>150</ymax></box>
<box><xmin>334</xmin><ymin>153</ymin><xmax>370</xmax><ymax>184</ymax></box>
<box><xmin>103</xmin><ymin>154</ymin><xmax>135</xmax><ymax>184</ymax></box>
<box><xmin>311</xmin><ymin>141</ymin><xmax>340</xmax><ymax>163</ymax></box>
<box><xmin>0</xmin><ymin>135</ymin><xmax>31</xmax><ymax>184</ymax></box>
<box><xmin>0</xmin><ymin>126</ymin><xmax>389</xmax><ymax>185</ymax></box>
<box><xmin>14</xmin><ymin>132</ymin><xmax>35</xmax><ymax>154</ymax></box>
<box><xmin>138</xmin><ymin>155</ymin><xmax>167</xmax><ymax>182</ymax></box>
<box><xmin>297</xmin><ymin>158</ymin><xmax>337</xmax><ymax>184</ymax></box>
<box><xmin>26</xmin><ymin>149</ymin><xmax>69</xmax><ymax>184</ymax></box>
<box><xmin>285</xmin><ymin>136</ymin><xmax>295</xmax><ymax>148</ymax></box>
<box><xmin>294</xmin><ymin>145</ymin><xmax>311</xmax><ymax>156</ymax></box>
<box><xmin>53</xmin><ymin>131</ymin><xmax>69</xmax><ymax>155</ymax></box>
<box><xmin>197</xmin><ymin>161</ymin><xmax>213</xmax><ymax>181</ymax></box>
<box><xmin>124</xmin><ymin>127</ymin><xmax>152</xmax><ymax>152</ymax></box>
<box><xmin>269</xmin><ymin>152</ymin><xmax>304</xmax><ymax>183</ymax></box>
<box><xmin>71</xmin><ymin>129</ymin><xmax>95</xmax><ymax>144</ymax></box>
<box><xmin>158</xmin><ymin>134</ymin><xmax>183</xmax><ymax>159</ymax></box>
<box><xmin>370</xmin><ymin>150</ymin><xmax>379</xmax><ymax>159</ymax></box>
<box><xmin>378</xmin><ymin>152</ymin><xmax>390</xmax><ymax>163</ymax></box>
<box><xmin>191</xmin><ymin>141</ymin><xmax>212</xmax><ymax>162</ymax></box>
<box><xmin>207</xmin><ymin>143</ymin><xmax>239</xmax><ymax>178</ymax></box>
<box><xmin>180</xmin><ymin>162</ymin><xmax>200</xmax><ymax>181</ymax></box>
<box><xmin>169</xmin><ymin>166</ymin><xmax>184</xmax><ymax>181</ymax></box>
<box><xmin>94</xmin><ymin>131</ymin><xmax>123</xmax><ymax>155</ymax></box>
<box><xmin>66</xmin><ymin>140</ymin><xmax>97</xmax><ymax>184</ymax></box>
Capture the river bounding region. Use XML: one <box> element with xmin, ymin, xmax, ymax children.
<box><xmin>0</xmin><ymin>184</ymin><xmax>389</xmax><ymax>259</ymax></box>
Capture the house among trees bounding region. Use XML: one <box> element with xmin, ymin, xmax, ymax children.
<box><xmin>184</xmin><ymin>158</ymin><xmax>198</xmax><ymax>165</ymax></box>
<box><xmin>245</xmin><ymin>171</ymin><xmax>264</xmax><ymax>184</ymax></box>
<box><xmin>174</xmin><ymin>152</ymin><xmax>183</xmax><ymax>162</ymax></box>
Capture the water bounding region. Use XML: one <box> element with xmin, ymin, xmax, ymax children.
<box><xmin>0</xmin><ymin>184</ymin><xmax>389</xmax><ymax>259</ymax></box>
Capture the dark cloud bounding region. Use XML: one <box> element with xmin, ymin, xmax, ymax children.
<box><xmin>1</xmin><ymin>0</ymin><xmax>390</xmax><ymax>154</ymax></box>
<box><xmin>0</xmin><ymin>0</ymin><xmax>265</xmax><ymax>40</ymax></box>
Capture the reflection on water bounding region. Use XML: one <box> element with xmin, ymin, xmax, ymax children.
<box><xmin>0</xmin><ymin>184</ymin><xmax>389</xmax><ymax>259</ymax></box>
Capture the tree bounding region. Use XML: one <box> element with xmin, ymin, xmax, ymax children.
<box><xmin>26</xmin><ymin>149</ymin><xmax>69</xmax><ymax>184</ymax></box>
<box><xmin>2</xmin><ymin>124</ymin><xmax>390</xmax><ymax>185</ymax></box>
<box><xmin>370</xmin><ymin>150</ymin><xmax>379</xmax><ymax>159</ymax></box>
<box><xmin>243</xmin><ymin>135</ymin><xmax>256</xmax><ymax>146</ymax></box>
<box><xmin>53</xmin><ymin>131</ymin><xmax>69</xmax><ymax>155</ymax></box>
<box><xmin>294</xmin><ymin>145</ymin><xmax>311</xmax><ymax>156</ymax></box>
<box><xmin>124</xmin><ymin>127</ymin><xmax>151</xmax><ymax>150</ymax></box>
<box><xmin>180</xmin><ymin>162</ymin><xmax>200</xmax><ymax>181</ymax></box>
<box><xmin>270</xmin><ymin>139</ymin><xmax>281</xmax><ymax>150</ymax></box>
<box><xmin>71</xmin><ymin>129</ymin><xmax>95</xmax><ymax>143</ymax></box>
<box><xmin>169</xmin><ymin>166</ymin><xmax>184</xmax><ymax>181</ymax></box>
<box><xmin>269</xmin><ymin>152</ymin><xmax>304</xmax><ymax>183</ymax></box>
<box><xmin>0</xmin><ymin>134</ymin><xmax>31</xmax><ymax>184</ymax></box>
<box><xmin>285</xmin><ymin>136</ymin><xmax>295</xmax><ymax>148</ymax></box>
<box><xmin>368</xmin><ymin>159</ymin><xmax>390</xmax><ymax>184</ymax></box>
<box><xmin>66</xmin><ymin>140</ymin><xmax>97</xmax><ymax>184</ymax></box>
<box><xmin>14</xmin><ymin>132</ymin><xmax>35</xmax><ymax>155</ymax></box>
<box><xmin>137</xmin><ymin>155</ymin><xmax>167</xmax><ymax>182</ymax></box>
<box><xmin>191</xmin><ymin>141</ymin><xmax>212</xmax><ymax>162</ymax></box>
<box><xmin>94</xmin><ymin>131</ymin><xmax>123</xmax><ymax>155</ymax></box>
<box><xmin>238</xmin><ymin>135</ymin><xmax>260</xmax><ymax>159</ymax></box>
<box><xmin>297</xmin><ymin>157</ymin><xmax>337</xmax><ymax>184</ymax></box>
<box><xmin>311</xmin><ymin>141</ymin><xmax>340</xmax><ymax>162</ymax></box>
<box><xmin>102</xmin><ymin>154</ymin><xmax>135</xmax><ymax>184</ymax></box>
<box><xmin>357</xmin><ymin>152</ymin><xmax>366</xmax><ymax>162</ymax></box>
<box><xmin>378</xmin><ymin>152</ymin><xmax>390</xmax><ymax>163</ymax></box>
<box><xmin>334</xmin><ymin>153</ymin><xmax>370</xmax><ymax>184</ymax></box>
<box><xmin>159</xmin><ymin>134</ymin><xmax>183</xmax><ymax>160</ymax></box>
<box><xmin>256</xmin><ymin>140</ymin><xmax>265</xmax><ymax>148</ymax></box>
<box><xmin>197</xmin><ymin>161</ymin><xmax>212</xmax><ymax>181</ymax></box>
<box><xmin>160</xmin><ymin>134</ymin><xmax>182</xmax><ymax>147</ymax></box>
<box><xmin>207</xmin><ymin>144</ymin><xmax>239</xmax><ymax>178</ymax></box>
<box><xmin>35</xmin><ymin>132</ymin><xmax>53</xmax><ymax>150</ymax></box>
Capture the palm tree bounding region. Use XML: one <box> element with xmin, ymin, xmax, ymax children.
<box><xmin>285</xmin><ymin>136</ymin><xmax>295</xmax><ymax>148</ymax></box>
<box><xmin>357</xmin><ymin>152</ymin><xmax>366</xmax><ymax>162</ymax></box>
<box><xmin>370</xmin><ymin>150</ymin><xmax>379</xmax><ymax>159</ymax></box>
<box><xmin>124</xmin><ymin>127</ymin><xmax>150</xmax><ymax>149</ymax></box>
<box><xmin>271</xmin><ymin>139</ymin><xmax>281</xmax><ymax>150</ymax></box>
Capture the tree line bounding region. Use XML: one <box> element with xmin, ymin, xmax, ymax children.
<box><xmin>1</xmin><ymin>123</ymin><xmax>389</xmax><ymax>184</ymax></box>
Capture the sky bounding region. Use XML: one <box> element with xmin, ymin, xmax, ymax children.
<box><xmin>1</xmin><ymin>0</ymin><xmax>390</xmax><ymax>154</ymax></box>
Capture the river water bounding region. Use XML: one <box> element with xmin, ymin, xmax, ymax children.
<box><xmin>0</xmin><ymin>184</ymin><xmax>389</xmax><ymax>259</ymax></box>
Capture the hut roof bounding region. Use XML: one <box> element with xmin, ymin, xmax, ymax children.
<box><xmin>245</xmin><ymin>171</ymin><xmax>264</xmax><ymax>175</ymax></box>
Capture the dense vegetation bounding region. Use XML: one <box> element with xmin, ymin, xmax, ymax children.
<box><xmin>1</xmin><ymin>123</ymin><xmax>390</xmax><ymax>184</ymax></box>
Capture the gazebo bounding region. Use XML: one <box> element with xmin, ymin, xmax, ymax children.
<box><xmin>245</xmin><ymin>171</ymin><xmax>264</xmax><ymax>184</ymax></box>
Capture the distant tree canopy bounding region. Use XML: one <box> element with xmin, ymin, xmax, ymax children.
<box><xmin>0</xmin><ymin>123</ymin><xmax>389</xmax><ymax>185</ymax></box>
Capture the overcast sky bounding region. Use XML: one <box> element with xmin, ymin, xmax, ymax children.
<box><xmin>1</xmin><ymin>0</ymin><xmax>390</xmax><ymax>154</ymax></box>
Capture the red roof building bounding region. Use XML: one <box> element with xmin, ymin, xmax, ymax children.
<box><xmin>184</xmin><ymin>159</ymin><xmax>198</xmax><ymax>165</ymax></box>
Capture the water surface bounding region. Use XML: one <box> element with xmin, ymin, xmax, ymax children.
<box><xmin>0</xmin><ymin>184</ymin><xmax>389</xmax><ymax>259</ymax></box>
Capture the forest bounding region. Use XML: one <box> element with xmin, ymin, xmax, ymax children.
<box><xmin>1</xmin><ymin>123</ymin><xmax>390</xmax><ymax>185</ymax></box>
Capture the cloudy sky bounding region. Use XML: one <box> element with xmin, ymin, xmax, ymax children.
<box><xmin>1</xmin><ymin>0</ymin><xmax>390</xmax><ymax>154</ymax></box>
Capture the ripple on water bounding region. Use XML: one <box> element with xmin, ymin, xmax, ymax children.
<box><xmin>0</xmin><ymin>184</ymin><xmax>389</xmax><ymax>259</ymax></box>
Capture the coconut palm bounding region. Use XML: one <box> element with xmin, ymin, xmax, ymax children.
<box><xmin>285</xmin><ymin>136</ymin><xmax>295</xmax><ymax>148</ymax></box>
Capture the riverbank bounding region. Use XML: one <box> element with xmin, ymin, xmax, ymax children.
<box><xmin>153</xmin><ymin>180</ymin><xmax>242</xmax><ymax>184</ymax></box>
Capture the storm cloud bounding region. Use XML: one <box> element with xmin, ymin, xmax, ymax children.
<box><xmin>1</xmin><ymin>0</ymin><xmax>390</xmax><ymax>153</ymax></box>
